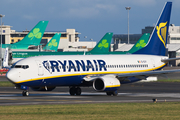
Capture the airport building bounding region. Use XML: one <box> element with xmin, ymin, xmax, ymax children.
<box><xmin>0</xmin><ymin>25</ymin><xmax>96</xmax><ymax>51</ymax></box>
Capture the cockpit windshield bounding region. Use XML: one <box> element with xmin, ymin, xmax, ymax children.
<box><xmin>11</xmin><ymin>65</ymin><xmax>29</xmax><ymax>69</ymax></box>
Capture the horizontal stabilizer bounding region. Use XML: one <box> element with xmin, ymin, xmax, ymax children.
<box><xmin>161</xmin><ymin>57</ymin><xmax>180</xmax><ymax>62</ymax></box>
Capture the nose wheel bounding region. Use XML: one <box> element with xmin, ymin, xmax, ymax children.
<box><xmin>22</xmin><ymin>91</ymin><xmax>29</xmax><ymax>96</ymax></box>
<box><xmin>69</xmin><ymin>87</ymin><xmax>81</xmax><ymax>96</ymax></box>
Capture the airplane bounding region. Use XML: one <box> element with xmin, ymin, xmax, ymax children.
<box><xmin>10</xmin><ymin>32</ymin><xmax>113</xmax><ymax>64</ymax></box>
<box><xmin>2</xmin><ymin>21</ymin><xmax>48</xmax><ymax>49</ymax></box>
<box><xmin>42</xmin><ymin>33</ymin><xmax>61</xmax><ymax>52</ymax></box>
<box><xmin>102</xmin><ymin>33</ymin><xmax>150</xmax><ymax>55</ymax></box>
<box><xmin>6</xmin><ymin>2</ymin><xmax>173</xmax><ymax>96</ymax></box>
<box><xmin>10</xmin><ymin>33</ymin><xmax>150</xmax><ymax>64</ymax></box>
<box><xmin>2</xmin><ymin>33</ymin><xmax>61</xmax><ymax>67</ymax></box>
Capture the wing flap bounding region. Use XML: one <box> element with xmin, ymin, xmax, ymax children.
<box><xmin>116</xmin><ymin>69</ymin><xmax>180</xmax><ymax>78</ymax></box>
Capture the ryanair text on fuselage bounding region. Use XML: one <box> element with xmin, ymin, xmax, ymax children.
<box><xmin>42</xmin><ymin>60</ymin><xmax>107</xmax><ymax>73</ymax></box>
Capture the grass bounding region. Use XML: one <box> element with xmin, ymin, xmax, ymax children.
<box><xmin>0</xmin><ymin>102</ymin><xmax>180</xmax><ymax>119</ymax></box>
<box><xmin>0</xmin><ymin>81</ymin><xmax>14</xmax><ymax>87</ymax></box>
<box><xmin>157</xmin><ymin>79</ymin><xmax>180</xmax><ymax>82</ymax></box>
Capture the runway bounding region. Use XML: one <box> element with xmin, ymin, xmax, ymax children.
<box><xmin>1</xmin><ymin>82</ymin><xmax>180</xmax><ymax>105</ymax></box>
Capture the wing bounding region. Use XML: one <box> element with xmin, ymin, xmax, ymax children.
<box><xmin>83</xmin><ymin>69</ymin><xmax>180</xmax><ymax>82</ymax></box>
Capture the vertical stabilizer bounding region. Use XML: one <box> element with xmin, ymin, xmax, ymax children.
<box><xmin>43</xmin><ymin>33</ymin><xmax>61</xmax><ymax>52</ymax></box>
<box><xmin>128</xmin><ymin>33</ymin><xmax>150</xmax><ymax>53</ymax></box>
<box><xmin>89</xmin><ymin>33</ymin><xmax>113</xmax><ymax>54</ymax></box>
<box><xmin>14</xmin><ymin>21</ymin><xmax>49</xmax><ymax>45</ymax></box>
<box><xmin>134</xmin><ymin>2</ymin><xmax>172</xmax><ymax>56</ymax></box>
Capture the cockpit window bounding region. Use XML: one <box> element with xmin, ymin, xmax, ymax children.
<box><xmin>12</xmin><ymin>65</ymin><xmax>29</xmax><ymax>69</ymax></box>
<box><xmin>22</xmin><ymin>65</ymin><xmax>29</xmax><ymax>69</ymax></box>
<box><xmin>14</xmin><ymin>65</ymin><xmax>22</xmax><ymax>68</ymax></box>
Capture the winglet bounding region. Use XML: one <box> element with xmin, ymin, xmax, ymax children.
<box><xmin>89</xmin><ymin>32</ymin><xmax>113</xmax><ymax>54</ymax></box>
<box><xmin>43</xmin><ymin>33</ymin><xmax>61</xmax><ymax>52</ymax></box>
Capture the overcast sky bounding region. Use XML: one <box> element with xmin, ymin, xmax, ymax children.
<box><xmin>0</xmin><ymin>0</ymin><xmax>179</xmax><ymax>42</ymax></box>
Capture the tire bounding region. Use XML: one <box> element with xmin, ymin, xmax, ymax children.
<box><xmin>106</xmin><ymin>92</ymin><xmax>112</xmax><ymax>96</ymax></box>
<box><xmin>69</xmin><ymin>87</ymin><xmax>76</xmax><ymax>95</ymax></box>
<box><xmin>75</xmin><ymin>87</ymin><xmax>81</xmax><ymax>95</ymax></box>
<box><xmin>112</xmin><ymin>91</ymin><xmax>118</xmax><ymax>96</ymax></box>
<box><xmin>22</xmin><ymin>91</ymin><xmax>29</xmax><ymax>96</ymax></box>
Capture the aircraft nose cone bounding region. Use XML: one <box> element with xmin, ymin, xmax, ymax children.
<box><xmin>6</xmin><ymin>70</ymin><xmax>17</xmax><ymax>83</ymax></box>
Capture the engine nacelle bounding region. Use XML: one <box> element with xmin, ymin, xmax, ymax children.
<box><xmin>93</xmin><ymin>76</ymin><xmax>120</xmax><ymax>92</ymax></box>
<box><xmin>31</xmin><ymin>86</ymin><xmax>56</xmax><ymax>91</ymax></box>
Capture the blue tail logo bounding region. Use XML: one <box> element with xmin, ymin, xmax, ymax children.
<box><xmin>156</xmin><ymin>22</ymin><xmax>167</xmax><ymax>47</ymax></box>
<box><xmin>133</xmin><ymin>2</ymin><xmax>172</xmax><ymax>56</ymax></box>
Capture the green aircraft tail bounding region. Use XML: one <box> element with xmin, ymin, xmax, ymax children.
<box><xmin>14</xmin><ymin>21</ymin><xmax>49</xmax><ymax>45</ymax></box>
<box><xmin>43</xmin><ymin>33</ymin><xmax>61</xmax><ymax>52</ymax></box>
<box><xmin>89</xmin><ymin>32</ymin><xmax>113</xmax><ymax>54</ymax></box>
<box><xmin>128</xmin><ymin>33</ymin><xmax>150</xmax><ymax>53</ymax></box>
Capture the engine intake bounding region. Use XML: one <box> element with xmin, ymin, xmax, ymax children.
<box><xmin>93</xmin><ymin>76</ymin><xmax>120</xmax><ymax>92</ymax></box>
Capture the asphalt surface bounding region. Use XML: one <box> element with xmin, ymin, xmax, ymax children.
<box><xmin>0</xmin><ymin>82</ymin><xmax>180</xmax><ymax>105</ymax></box>
<box><xmin>0</xmin><ymin>67</ymin><xmax>180</xmax><ymax>105</ymax></box>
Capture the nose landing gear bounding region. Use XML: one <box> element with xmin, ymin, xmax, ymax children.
<box><xmin>22</xmin><ymin>90</ymin><xmax>29</xmax><ymax>96</ymax></box>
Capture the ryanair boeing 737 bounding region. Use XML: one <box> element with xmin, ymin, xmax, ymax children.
<box><xmin>7</xmin><ymin>2</ymin><xmax>176</xmax><ymax>96</ymax></box>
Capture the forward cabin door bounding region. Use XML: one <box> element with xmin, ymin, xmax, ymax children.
<box><xmin>35</xmin><ymin>60</ymin><xmax>44</xmax><ymax>76</ymax></box>
<box><xmin>151</xmin><ymin>58</ymin><xmax>156</xmax><ymax>70</ymax></box>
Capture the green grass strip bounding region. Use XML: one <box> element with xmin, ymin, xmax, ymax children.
<box><xmin>0</xmin><ymin>102</ymin><xmax>180</xmax><ymax>119</ymax></box>
<box><xmin>157</xmin><ymin>79</ymin><xmax>180</xmax><ymax>82</ymax></box>
<box><xmin>0</xmin><ymin>81</ymin><xmax>14</xmax><ymax>87</ymax></box>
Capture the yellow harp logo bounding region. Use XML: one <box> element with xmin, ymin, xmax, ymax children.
<box><xmin>156</xmin><ymin>22</ymin><xmax>167</xmax><ymax>47</ymax></box>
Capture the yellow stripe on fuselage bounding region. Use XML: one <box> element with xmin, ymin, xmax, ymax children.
<box><xmin>15</xmin><ymin>63</ymin><xmax>166</xmax><ymax>84</ymax></box>
<box><xmin>106</xmin><ymin>85</ymin><xmax>121</xmax><ymax>88</ymax></box>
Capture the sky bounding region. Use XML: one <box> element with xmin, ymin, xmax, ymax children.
<box><xmin>0</xmin><ymin>0</ymin><xmax>180</xmax><ymax>42</ymax></box>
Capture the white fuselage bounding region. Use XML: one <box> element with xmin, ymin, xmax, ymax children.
<box><xmin>7</xmin><ymin>54</ymin><xmax>167</xmax><ymax>86</ymax></box>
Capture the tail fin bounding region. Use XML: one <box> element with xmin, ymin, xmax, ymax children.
<box><xmin>89</xmin><ymin>32</ymin><xmax>113</xmax><ymax>53</ymax></box>
<box><xmin>43</xmin><ymin>33</ymin><xmax>61</xmax><ymax>52</ymax></box>
<box><xmin>14</xmin><ymin>21</ymin><xmax>48</xmax><ymax>45</ymax></box>
<box><xmin>134</xmin><ymin>2</ymin><xmax>172</xmax><ymax>56</ymax></box>
<box><xmin>2</xmin><ymin>48</ymin><xmax>10</xmax><ymax>68</ymax></box>
<box><xmin>128</xmin><ymin>33</ymin><xmax>150</xmax><ymax>53</ymax></box>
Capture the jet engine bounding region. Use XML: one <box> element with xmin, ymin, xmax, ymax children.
<box><xmin>31</xmin><ymin>86</ymin><xmax>56</xmax><ymax>91</ymax></box>
<box><xmin>93</xmin><ymin>76</ymin><xmax>120</xmax><ymax>92</ymax></box>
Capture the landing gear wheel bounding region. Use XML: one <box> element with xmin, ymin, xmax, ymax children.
<box><xmin>106</xmin><ymin>91</ymin><xmax>118</xmax><ymax>96</ymax></box>
<box><xmin>75</xmin><ymin>87</ymin><xmax>81</xmax><ymax>95</ymax></box>
<box><xmin>69</xmin><ymin>87</ymin><xmax>76</xmax><ymax>95</ymax></box>
<box><xmin>106</xmin><ymin>92</ymin><xmax>111</xmax><ymax>96</ymax></box>
<box><xmin>22</xmin><ymin>91</ymin><xmax>29</xmax><ymax>96</ymax></box>
<box><xmin>112</xmin><ymin>91</ymin><xmax>118</xmax><ymax>96</ymax></box>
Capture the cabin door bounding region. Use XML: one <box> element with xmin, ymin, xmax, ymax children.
<box><xmin>35</xmin><ymin>60</ymin><xmax>44</xmax><ymax>76</ymax></box>
<box><xmin>151</xmin><ymin>59</ymin><xmax>156</xmax><ymax>69</ymax></box>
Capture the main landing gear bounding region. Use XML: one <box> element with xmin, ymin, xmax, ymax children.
<box><xmin>69</xmin><ymin>86</ymin><xmax>81</xmax><ymax>96</ymax></box>
<box><xmin>22</xmin><ymin>90</ymin><xmax>29</xmax><ymax>96</ymax></box>
<box><xmin>106</xmin><ymin>91</ymin><xmax>118</xmax><ymax>96</ymax></box>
